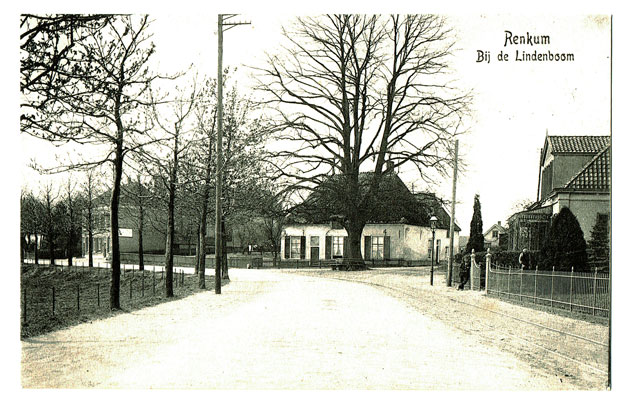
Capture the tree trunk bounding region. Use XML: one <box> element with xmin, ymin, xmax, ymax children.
<box><xmin>67</xmin><ymin>232</ymin><xmax>73</xmax><ymax>267</ymax></box>
<box><xmin>67</xmin><ymin>215</ymin><xmax>74</xmax><ymax>267</ymax></box>
<box><xmin>48</xmin><ymin>229</ymin><xmax>55</xmax><ymax>266</ymax></box>
<box><xmin>198</xmin><ymin>139</ymin><xmax>212</xmax><ymax>289</ymax></box>
<box><xmin>87</xmin><ymin>209</ymin><xmax>94</xmax><ymax>268</ymax></box>
<box><xmin>110</xmin><ymin>151</ymin><xmax>123</xmax><ymax>310</ymax></box>
<box><xmin>194</xmin><ymin>224</ymin><xmax>200</xmax><ymax>274</ymax></box>
<box><xmin>221</xmin><ymin>219</ymin><xmax>229</xmax><ymax>280</ymax></box>
<box><xmin>164</xmin><ymin>131</ymin><xmax>179</xmax><ymax>298</ymax></box>
<box><xmin>164</xmin><ymin>175</ymin><xmax>175</xmax><ymax>298</ymax></box>
<box><xmin>344</xmin><ymin>221</ymin><xmax>366</xmax><ymax>271</ymax></box>
<box><xmin>138</xmin><ymin>201</ymin><xmax>144</xmax><ymax>271</ymax></box>
<box><xmin>34</xmin><ymin>232</ymin><xmax>39</xmax><ymax>264</ymax></box>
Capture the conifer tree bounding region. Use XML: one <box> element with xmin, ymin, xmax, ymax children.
<box><xmin>466</xmin><ymin>194</ymin><xmax>484</xmax><ymax>254</ymax></box>
<box><xmin>587</xmin><ymin>213</ymin><xmax>609</xmax><ymax>269</ymax></box>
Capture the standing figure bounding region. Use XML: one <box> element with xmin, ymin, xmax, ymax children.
<box><xmin>458</xmin><ymin>254</ymin><xmax>470</xmax><ymax>290</ymax></box>
<box><xmin>519</xmin><ymin>248</ymin><xmax>530</xmax><ymax>269</ymax></box>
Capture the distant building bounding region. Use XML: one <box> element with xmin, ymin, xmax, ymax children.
<box><xmin>508</xmin><ymin>135</ymin><xmax>610</xmax><ymax>251</ymax></box>
<box><xmin>484</xmin><ymin>221</ymin><xmax>506</xmax><ymax>249</ymax></box>
<box><xmin>281</xmin><ymin>173</ymin><xmax>461</xmax><ymax>263</ymax></box>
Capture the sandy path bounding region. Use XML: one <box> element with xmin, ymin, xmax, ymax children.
<box><xmin>22</xmin><ymin>269</ymin><xmax>568</xmax><ymax>389</ymax></box>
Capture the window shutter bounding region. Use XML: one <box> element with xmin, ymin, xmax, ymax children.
<box><xmin>383</xmin><ymin>236</ymin><xmax>391</xmax><ymax>260</ymax></box>
<box><xmin>364</xmin><ymin>236</ymin><xmax>372</xmax><ymax>261</ymax></box>
<box><xmin>300</xmin><ymin>236</ymin><xmax>306</xmax><ymax>260</ymax></box>
<box><xmin>342</xmin><ymin>236</ymin><xmax>347</xmax><ymax>257</ymax></box>
<box><xmin>325</xmin><ymin>236</ymin><xmax>332</xmax><ymax>259</ymax></box>
<box><xmin>284</xmin><ymin>236</ymin><xmax>290</xmax><ymax>259</ymax></box>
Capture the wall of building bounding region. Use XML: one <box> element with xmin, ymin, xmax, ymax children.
<box><xmin>552</xmin><ymin>154</ymin><xmax>595</xmax><ymax>190</ymax></box>
<box><xmin>553</xmin><ymin>193</ymin><xmax>610</xmax><ymax>241</ymax></box>
<box><xmin>282</xmin><ymin>223</ymin><xmax>460</xmax><ymax>261</ymax></box>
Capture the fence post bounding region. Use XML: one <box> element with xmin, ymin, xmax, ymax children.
<box><xmin>507</xmin><ymin>265</ymin><xmax>511</xmax><ymax>298</ymax></box>
<box><xmin>519</xmin><ymin>266</ymin><xmax>523</xmax><ymax>301</ymax></box>
<box><xmin>161</xmin><ymin>267</ymin><xmax>164</xmax><ymax>280</ymax></box>
<box><xmin>77</xmin><ymin>284</ymin><xmax>80</xmax><ymax>312</ymax></box>
<box><xmin>485</xmin><ymin>249</ymin><xmax>491</xmax><ymax>294</ymax></box>
<box><xmin>550</xmin><ymin>266</ymin><xmax>555</xmax><ymax>309</ymax></box>
<box><xmin>142</xmin><ymin>269</ymin><xmax>145</xmax><ymax>297</ymax></box>
<box><xmin>153</xmin><ymin>267</ymin><xmax>156</xmax><ymax>295</ymax></box>
<box><xmin>569</xmin><ymin>266</ymin><xmax>574</xmax><ymax>312</ymax></box>
<box><xmin>130</xmin><ymin>276</ymin><xmax>133</xmax><ymax>300</ymax></box>
<box><xmin>470</xmin><ymin>250</ymin><xmax>476</xmax><ymax>291</ymax></box>
<box><xmin>52</xmin><ymin>287</ymin><xmax>55</xmax><ymax>315</ymax></box>
<box><xmin>592</xmin><ymin>266</ymin><xmax>598</xmax><ymax>316</ymax></box>
<box><xmin>534</xmin><ymin>266</ymin><xmax>538</xmax><ymax>304</ymax></box>
<box><xmin>97</xmin><ymin>283</ymin><xmax>100</xmax><ymax>307</ymax></box>
<box><xmin>181</xmin><ymin>270</ymin><xmax>184</xmax><ymax>286</ymax></box>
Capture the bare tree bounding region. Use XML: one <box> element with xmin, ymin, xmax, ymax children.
<box><xmin>190</xmin><ymin>81</ymin><xmax>217</xmax><ymax>288</ymax></box>
<box><xmin>40</xmin><ymin>183</ymin><xmax>59</xmax><ymax>265</ymax></box>
<box><xmin>62</xmin><ymin>177</ymin><xmax>83</xmax><ymax>267</ymax></box>
<box><xmin>142</xmin><ymin>83</ymin><xmax>197</xmax><ymax>297</ymax></box>
<box><xmin>20</xmin><ymin>14</ymin><xmax>112</xmax><ymax>135</ymax></box>
<box><xmin>81</xmin><ymin>169</ymin><xmax>104</xmax><ymax>268</ymax></box>
<box><xmin>22</xmin><ymin>15</ymin><xmax>165</xmax><ymax>309</ymax></box>
<box><xmin>256</xmin><ymin>15</ymin><xmax>470</xmax><ymax>269</ymax></box>
<box><xmin>20</xmin><ymin>188</ymin><xmax>45</xmax><ymax>263</ymax></box>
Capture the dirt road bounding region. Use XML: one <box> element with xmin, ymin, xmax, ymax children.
<box><xmin>21</xmin><ymin>268</ymin><xmax>599</xmax><ymax>389</ymax></box>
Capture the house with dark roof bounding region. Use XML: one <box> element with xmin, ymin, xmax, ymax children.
<box><xmin>508</xmin><ymin>134</ymin><xmax>610</xmax><ymax>251</ymax></box>
<box><xmin>281</xmin><ymin>173</ymin><xmax>461</xmax><ymax>263</ymax></box>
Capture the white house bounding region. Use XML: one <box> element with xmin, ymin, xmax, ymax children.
<box><xmin>281</xmin><ymin>173</ymin><xmax>460</xmax><ymax>263</ymax></box>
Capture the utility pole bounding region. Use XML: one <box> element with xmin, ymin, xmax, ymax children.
<box><xmin>215</xmin><ymin>14</ymin><xmax>250</xmax><ymax>295</ymax></box>
<box><xmin>447</xmin><ymin>140</ymin><xmax>459</xmax><ymax>287</ymax></box>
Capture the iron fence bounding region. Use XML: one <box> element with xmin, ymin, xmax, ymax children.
<box><xmin>486</xmin><ymin>264</ymin><xmax>610</xmax><ymax>318</ymax></box>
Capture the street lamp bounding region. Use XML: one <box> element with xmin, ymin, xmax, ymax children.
<box><xmin>430</xmin><ymin>216</ymin><xmax>438</xmax><ymax>286</ymax></box>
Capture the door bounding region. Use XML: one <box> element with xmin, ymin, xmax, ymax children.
<box><xmin>310</xmin><ymin>236</ymin><xmax>320</xmax><ymax>265</ymax></box>
<box><xmin>311</xmin><ymin>247</ymin><xmax>319</xmax><ymax>263</ymax></box>
<box><xmin>435</xmin><ymin>239</ymin><xmax>441</xmax><ymax>264</ymax></box>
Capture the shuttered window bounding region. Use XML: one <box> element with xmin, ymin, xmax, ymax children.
<box><xmin>371</xmin><ymin>236</ymin><xmax>384</xmax><ymax>260</ymax></box>
<box><xmin>332</xmin><ymin>236</ymin><xmax>344</xmax><ymax>257</ymax></box>
<box><xmin>290</xmin><ymin>236</ymin><xmax>301</xmax><ymax>259</ymax></box>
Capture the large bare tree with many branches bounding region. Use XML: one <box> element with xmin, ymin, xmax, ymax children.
<box><xmin>256</xmin><ymin>14</ymin><xmax>470</xmax><ymax>269</ymax></box>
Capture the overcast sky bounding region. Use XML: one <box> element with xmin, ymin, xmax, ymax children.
<box><xmin>18</xmin><ymin>8</ymin><xmax>612</xmax><ymax>236</ymax></box>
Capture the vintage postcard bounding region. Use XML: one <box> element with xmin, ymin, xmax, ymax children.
<box><xmin>15</xmin><ymin>3</ymin><xmax>615</xmax><ymax>393</ymax></box>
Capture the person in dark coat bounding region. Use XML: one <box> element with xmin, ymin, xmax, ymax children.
<box><xmin>458</xmin><ymin>255</ymin><xmax>470</xmax><ymax>290</ymax></box>
<box><xmin>519</xmin><ymin>248</ymin><xmax>530</xmax><ymax>270</ymax></box>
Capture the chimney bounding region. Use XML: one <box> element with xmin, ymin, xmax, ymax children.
<box><xmin>497</xmin><ymin>221</ymin><xmax>501</xmax><ymax>226</ymax></box>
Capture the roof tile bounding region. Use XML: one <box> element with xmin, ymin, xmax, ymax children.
<box><xmin>548</xmin><ymin>136</ymin><xmax>610</xmax><ymax>153</ymax></box>
<box><xmin>564</xmin><ymin>145</ymin><xmax>611</xmax><ymax>191</ymax></box>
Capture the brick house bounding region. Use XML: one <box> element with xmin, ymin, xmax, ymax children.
<box><xmin>508</xmin><ymin>135</ymin><xmax>610</xmax><ymax>251</ymax></box>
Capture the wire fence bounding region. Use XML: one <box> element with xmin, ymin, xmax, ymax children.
<box><xmin>21</xmin><ymin>262</ymin><xmax>189</xmax><ymax>327</ymax></box>
<box><xmin>486</xmin><ymin>263</ymin><xmax>610</xmax><ymax>318</ymax></box>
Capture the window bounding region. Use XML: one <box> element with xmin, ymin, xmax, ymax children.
<box><xmin>310</xmin><ymin>236</ymin><xmax>319</xmax><ymax>247</ymax></box>
<box><xmin>492</xmin><ymin>230</ymin><xmax>499</xmax><ymax>238</ymax></box>
<box><xmin>332</xmin><ymin>236</ymin><xmax>344</xmax><ymax>257</ymax></box>
<box><xmin>371</xmin><ymin>236</ymin><xmax>384</xmax><ymax>260</ymax></box>
<box><xmin>428</xmin><ymin>239</ymin><xmax>433</xmax><ymax>258</ymax></box>
<box><xmin>290</xmin><ymin>236</ymin><xmax>301</xmax><ymax>259</ymax></box>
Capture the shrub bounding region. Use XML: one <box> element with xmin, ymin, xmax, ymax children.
<box><xmin>542</xmin><ymin>207</ymin><xmax>588</xmax><ymax>271</ymax></box>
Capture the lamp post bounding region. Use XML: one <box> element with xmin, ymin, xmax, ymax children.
<box><xmin>430</xmin><ymin>216</ymin><xmax>438</xmax><ymax>286</ymax></box>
